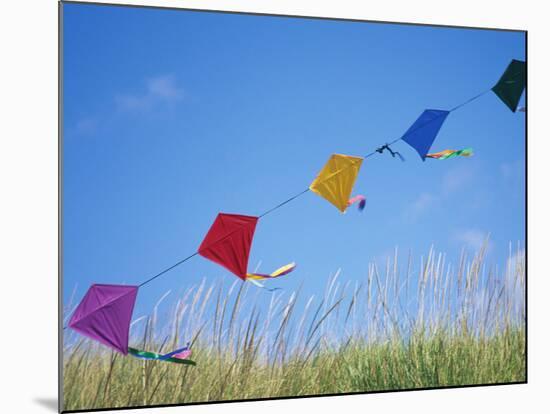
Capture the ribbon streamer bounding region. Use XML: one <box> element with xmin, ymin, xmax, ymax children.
<box><xmin>247</xmin><ymin>277</ymin><xmax>282</xmax><ymax>292</ymax></box>
<box><xmin>347</xmin><ymin>195</ymin><xmax>366</xmax><ymax>211</ymax></box>
<box><xmin>128</xmin><ymin>345</ymin><xmax>195</xmax><ymax>365</ymax></box>
<box><xmin>426</xmin><ymin>148</ymin><xmax>473</xmax><ymax>160</ymax></box>
<box><xmin>247</xmin><ymin>263</ymin><xmax>296</xmax><ymax>280</ymax></box>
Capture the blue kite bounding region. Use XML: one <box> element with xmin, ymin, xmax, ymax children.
<box><xmin>401</xmin><ymin>109</ymin><xmax>450</xmax><ymax>161</ymax></box>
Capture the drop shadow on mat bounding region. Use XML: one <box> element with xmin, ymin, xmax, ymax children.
<box><xmin>34</xmin><ymin>397</ymin><xmax>58</xmax><ymax>412</ymax></box>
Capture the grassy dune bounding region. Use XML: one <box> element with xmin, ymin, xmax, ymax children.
<box><xmin>62</xmin><ymin>244</ymin><xmax>525</xmax><ymax>411</ymax></box>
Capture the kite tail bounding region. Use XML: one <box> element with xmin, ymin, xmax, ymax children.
<box><xmin>128</xmin><ymin>344</ymin><xmax>195</xmax><ymax>365</ymax></box>
<box><xmin>460</xmin><ymin>148</ymin><xmax>474</xmax><ymax>157</ymax></box>
<box><xmin>426</xmin><ymin>148</ymin><xmax>474</xmax><ymax>159</ymax></box>
<box><xmin>158</xmin><ymin>342</ymin><xmax>192</xmax><ymax>360</ymax></box>
<box><xmin>247</xmin><ymin>278</ymin><xmax>282</xmax><ymax>292</ymax></box>
<box><xmin>170</xmin><ymin>348</ymin><xmax>192</xmax><ymax>360</ymax></box>
<box><xmin>348</xmin><ymin>195</ymin><xmax>366</xmax><ymax>211</ymax></box>
<box><xmin>247</xmin><ymin>262</ymin><xmax>296</xmax><ymax>280</ymax></box>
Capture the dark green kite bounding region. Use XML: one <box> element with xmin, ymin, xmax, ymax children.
<box><xmin>492</xmin><ymin>59</ymin><xmax>526</xmax><ymax>112</ymax></box>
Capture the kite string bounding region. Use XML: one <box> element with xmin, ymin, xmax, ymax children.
<box><xmin>139</xmin><ymin>252</ymin><xmax>199</xmax><ymax>287</ymax></box>
<box><xmin>449</xmin><ymin>89</ymin><xmax>491</xmax><ymax>112</ymax></box>
<box><xmin>258</xmin><ymin>188</ymin><xmax>311</xmax><ymax>218</ymax></box>
<box><xmin>133</xmin><ymin>86</ymin><xmax>492</xmax><ymax>288</ymax></box>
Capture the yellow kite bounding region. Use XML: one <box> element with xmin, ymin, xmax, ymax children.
<box><xmin>309</xmin><ymin>154</ymin><xmax>364</xmax><ymax>212</ymax></box>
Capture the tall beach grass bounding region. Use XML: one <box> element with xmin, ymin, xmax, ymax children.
<box><xmin>62</xmin><ymin>243</ymin><xmax>525</xmax><ymax>411</ymax></box>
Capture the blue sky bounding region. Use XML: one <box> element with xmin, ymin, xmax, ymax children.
<box><xmin>62</xmin><ymin>3</ymin><xmax>525</xmax><ymax>320</ymax></box>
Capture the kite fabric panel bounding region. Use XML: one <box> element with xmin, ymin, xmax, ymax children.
<box><xmin>198</xmin><ymin>213</ymin><xmax>258</xmax><ymax>280</ymax></box>
<box><xmin>492</xmin><ymin>59</ymin><xmax>526</xmax><ymax>112</ymax></box>
<box><xmin>426</xmin><ymin>148</ymin><xmax>473</xmax><ymax>160</ymax></box>
<box><xmin>309</xmin><ymin>154</ymin><xmax>364</xmax><ymax>212</ymax></box>
<box><xmin>401</xmin><ymin>109</ymin><xmax>450</xmax><ymax>161</ymax></box>
<box><xmin>68</xmin><ymin>284</ymin><xmax>139</xmax><ymax>355</ymax></box>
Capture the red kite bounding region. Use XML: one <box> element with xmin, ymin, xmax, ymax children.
<box><xmin>198</xmin><ymin>213</ymin><xmax>295</xmax><ymax>282</ymax></box>
<box><xmin>198</xmin><ymin>213</ymin><xmax>258</xmax><ymax>280</ymax></box>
